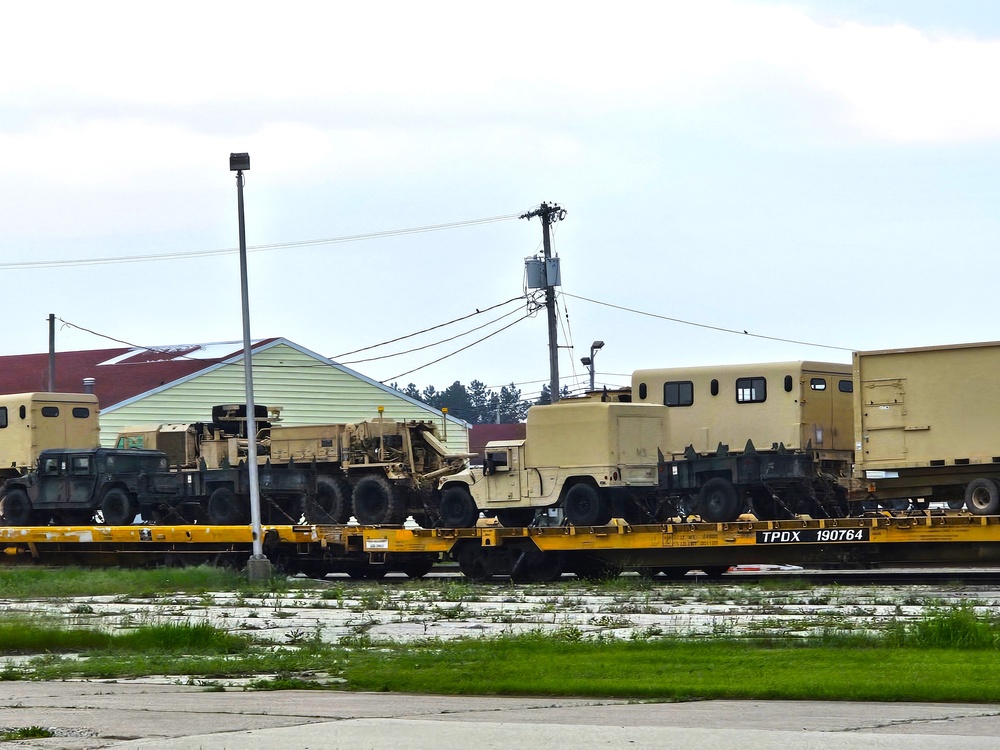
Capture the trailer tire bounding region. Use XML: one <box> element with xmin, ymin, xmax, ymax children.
<box><xmin>438</xmin><ymin>486</ymin><xmax>480</xmax><ymax>528</ymax></box>
<box><xmin>563</xmin><ymin>483</ymin><xmax>612</xmax><ymax>526</ymax></box>
<box><xmin>965</xmin><ymin>478</ymin><xmax>1000</xmax><ymax>515</ymax></box>
<box><xmin>0</xmin><ymin>488</ymin><xmax>35</xmax><ymax>526</ymax></box>
<box><xmin>352</xmin><ymin>474</ymin><xmax>404</xmax><ymax>525</ymax></box>
<box><xmin>208</xmin><ymin>487</ymin><xmax>246</xmax><ymax>525</ymax></box>
<box><xmin>306</xmin><ymin>475</ymin><xmax>351</xmax><ymax>524</ymax></box>
<box><xmin>99</xmin><ymin>488</ymin><xmax>134</xmax><ymax>526</ymax></box>
<box><xmin>698</xmin><ymin>477</ymin><xmax>742</xmax><ymax>522</ymax></box>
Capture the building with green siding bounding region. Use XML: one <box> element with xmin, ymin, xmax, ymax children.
<box><xmin>0</xmin><ymin>338</ymin><xmax>469</xmax><ymax>452</ymax></box>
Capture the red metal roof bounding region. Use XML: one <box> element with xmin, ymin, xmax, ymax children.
<box><xmin>0</xmin><ymin>340</ymin><xmax>279</xmax><ymax>409</ymax></box>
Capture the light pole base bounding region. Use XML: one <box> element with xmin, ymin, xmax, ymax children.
<box><xmin>245</xmin><ymin>556</ymin><xmax>273</xmax><ymax>581</ymax></box>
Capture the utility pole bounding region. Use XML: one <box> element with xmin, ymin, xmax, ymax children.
<box><xmin>47</xmin><ymin>314</ymin><xmax>56</xmax><ymax>392</ymax></box>
<box><xmin>521</xmin><ymin>202</ymin><xmax>566</xmax><ymax>402</ymax></box>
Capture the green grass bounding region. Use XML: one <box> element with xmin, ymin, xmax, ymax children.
<box><xmin>339</xmin><ymin>631</ymin><xmax>1000</xmax><ymax>702</ymax></box>
<box><xmin>0</xmin><ymin>565</ymin><xmax>266</xmax><ymax>598</ymax></box>
<box><xmin>1</xmin><ymin>607</ymin><xmax>999</xmax><ymax>702</ymax></box>
<box><xmin>0</xmin><ymin>727</ymin><xmax>54</xmax><ymax>741</ymax></box>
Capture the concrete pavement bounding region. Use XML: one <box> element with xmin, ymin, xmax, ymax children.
<box><xmin>1</xmin><ymin>682</ymin><xmax>998</xmax><ymax>749</ymax></box>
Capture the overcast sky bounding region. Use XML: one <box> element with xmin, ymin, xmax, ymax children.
<box><xmin>4</xmin><ymin>0</ymin><xmax>1000</xmax><ymax>402</ymax></box>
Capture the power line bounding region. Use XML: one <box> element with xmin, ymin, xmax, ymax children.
<box><xmin>331</xmin><ymin>295</ymin><xmax>527</xmax><ymax>359</ymax></box>
<box><xmin>0</xmin><ymin>214</ymin><xmax>522</xmax><ymax>270</ymax></box>
<box><xmin>563</xmin><ymin>292</ymin><xmax>854</xmax><ymax>352</ymax></box>
<box><xmin>382</xmin><ymin>314</ymin><xmax>535</xmax><ymax>383</ymax></box>
<box><xmin>342</xmin><ymin>304</ymin><xmax>528</xmax><ymax>365</ymax></box>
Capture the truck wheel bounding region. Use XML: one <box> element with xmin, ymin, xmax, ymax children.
<box><xmin>99</xmin><ymin>488</ymin><xmax>134</xmax><ymax>526</ymax></box>
<box><xmin>965</xmin><ymin>479</ymin><xmax>1000</xmax><ymax>515</ymax></box>
<box><xmin>208</xmin><ymin>487</ymin><xmax>247</xmax><ymax>525</ymax></box>
<box><xmin>0</xmin><ymin>488</ymin><xmax>36</xmax><ymax>526</ymax></box>
<box><xmin>306</xmin><ymin>475</ymin><xmax>351</xmax><ymax>524</ymax></box>
<box><xmin>438</xmin><ymin>486</ymin><xmax>480</xmax><ymax>528</ymax></box>
<box><xmin>698</xmin><ymin>478</ymin><xmax>742</xmax><ymax>522</ymax></box>
<box><xmin>563</xmin><ymin>484</ymin><xmax>612</xmax><ymax>526</ymax></box>
<box><xmin>352</xmin><ymin>474</ymin><xmax>404</xmax><ymax>525</ymax></box>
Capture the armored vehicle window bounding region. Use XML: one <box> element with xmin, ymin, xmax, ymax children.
<box><xmin>72</xmin><ymin>407</ymin><xmax>91</xmax><ymax>418</ymax></box>
<box><xmin>736</xmin><ymin>377</ymin><xmax>766</xmax><ymax>403</ymax></box>
<box><xmin>0</xmin><ymin>407</ymin><xmax>6</xmax><ymax>429</ymax></box>
<box><xmin>810</xmin><ymin>378</ymin><xmax>827</xmax><ymax>390</ymax></box>
<box><xmin>638</xmin><ymin>383</ymin><xmax>647</xmax><ymax>400</ymax></box>
<box><xmin>664</xmin><ymin>381</ymin><xmax>693</xmax><ymax>407</ymax></box>
<box><xmin>18</xmin><ymin>406</ymin><xmax>25</xmax><ymax>420</ymax></box>
<box><xmin>42</xmin><ymin>457</ymin><xmax>59</xmax><ymax>474</ymax></box>
<box><xmin>41</xmin><ymin>406</ymin><xmax>59</xmax><ymax>418</ymax></box>
<box><xmin>784</xmin><ymin>375</ymin><xmax>793</xmax><ymax>392</ymax></box>
<box><xmin>710</xmin><ymin>379</ymin><xmax>719</xmax><ymax>396</ymax></box>
<box><xmin>71</xmin><ymin>456</ymin><xmax>92</xmax><ymax>475</ymax></box>
<box><xmin>839</xmin><ymin>379</ymin><xmax>853</xmax><ymax>393</ymax></box>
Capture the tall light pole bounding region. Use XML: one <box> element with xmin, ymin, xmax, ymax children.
<box><xmin>230</xmin><ymin>152</ymin><xmax>270</xmax><ymax>580</ymax></box>
<box><xmin>580</xmin><ymin>340</ymin><xmax>605</xmax><ymax>391</ymax></box>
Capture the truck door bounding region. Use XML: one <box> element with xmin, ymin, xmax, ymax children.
<box><xmin>483</xmin><ymin>445</ymin><xmax>524</xmax><ymax>503</ymax></box>
<box><xmin>33</xmin><ymin>455</ymin><xmax>64</xmax><ymax>508</ymax></box>
<box><xmin>66</xmin><ymin>454</ymin><xmax>98</xmax><ymax>506</ymax></box>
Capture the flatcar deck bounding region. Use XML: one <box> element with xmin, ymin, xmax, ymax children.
<box><xmin>2</xmin><ymin>513</ymin><xmax>1000</xmax><ymax>577</ymax></box>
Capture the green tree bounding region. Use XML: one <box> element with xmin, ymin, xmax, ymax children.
<box><xmin>535</xmin><ymin>384</ymin><xmax>572</xmax><ymax>405</ymax></box>
<box><xmin>393</xmin><ymin>380</ymin><xmax>530</xmax><ymax>423</ymax></box>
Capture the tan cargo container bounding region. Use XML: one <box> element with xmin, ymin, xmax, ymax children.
<box><xmin>854</xmin><ymin>341</ymin><xmax>1000</xmax><ymax>513</ymax></box>
<box><xmin>631</xmin><ymin>361</ymin><xmax>854</xmax><ymax>463</ymax></box>
<box><xmin>0</xmin><ymin>393</ymin><xmax>100</xmax><ymax>478</ymax></box>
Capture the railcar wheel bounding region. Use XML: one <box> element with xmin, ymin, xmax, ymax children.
<box><xmin>494</xmin><ymin>508</ymin><xmax>536</xmax><ymax>527</ymax></box>
<box><xmin>99</xmin><ymin>488</ymin><xmax>134</xmax><ymax>526</ymax></box>
<box><xmin>563</xmin><ymin>484</ymin><xmax>612</xmax><ymax>526</ymax></box>
<box><xmin>0</xmin><ymin>488</ymin><xmax>36</xmax><ymax>526</ymax></box>
<box><xmin>208</xmin><ymin>487</ymin><xmax>247</xmax><ymax>525</ymax></box>
<box><xmin>698</xmin><ymin>478</ymin><xmax>742</xmax><ymax>522</ymax></box>
<box><xmin>398</xmin><ymin>556</ymin><xmax>436</xmax><ymax>578</ymax></box>
<box><xmin>455</xmin><ymin>544</ymin><xmax>493</xmax><ymax>582</ymax></box>
<box><xmin>965</xmin><ymin>478</ymin><xmax>1000</xmax><ymax>515</ymax></box>
<box><xmin>511</xmin><ymin>548</ymin><xmax>565</xmax><ymax>583</ymax></box>
<box><xmin>306</xmin><ymin>475</ymin><xmax>352</xmax><ymax>524</ymax></box>
<box><xmin>352</xmin><ymin>474</ymin><xmax>405</xmax><ymax>525</ymax></box>
<box><xmin>438</xmin><ymin>486</ymin><xmax>480</xmax><ymax>528</ymax></box>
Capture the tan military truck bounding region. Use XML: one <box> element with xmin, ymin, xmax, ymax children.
<box><xmin>854</xmin><ymin>341</ymin><xmax>1000</xmax><ymax>514</ymax></box>
<box><xmin>438</xmin><ymin>399</ymin><xmax>670</xmax><ymax>527</ymax></box>
<box><xmin>0</xmin><ymin>393</ymin><xmax>100</xmax><ymax>480</ymax></box>
<box><xmin>116</xmin><ymin>405</ymin><xmax>469</xmax><ymax>526</ymax></box>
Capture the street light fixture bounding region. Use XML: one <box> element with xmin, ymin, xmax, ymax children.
<box><xmin>581</xmin><ymin>340</ymin><xmax>605</xmax><ymax>391</ymax></box>
<box><xmin>230</xmin><ymin>152</ymin><xmax>270</xmax><ymax>580</ymax></box>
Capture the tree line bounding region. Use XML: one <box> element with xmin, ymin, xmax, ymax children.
<box><xmin>391</xmin><ymin>380</ymin><xmax>571</xmax><ymax>424</ymax></box>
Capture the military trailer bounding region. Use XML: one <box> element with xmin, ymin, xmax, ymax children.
<box><xmin>854</xmin><ymin>341</ymin><xmax>1000</xmax><ymax>514</ymax></box>
<box><xmin>0</xmin><ymin>393</ymin><xmax>100</xmax><ymax>479</ymax></box>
